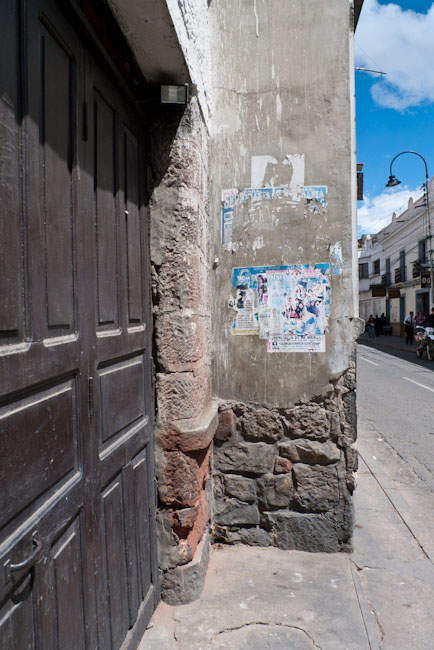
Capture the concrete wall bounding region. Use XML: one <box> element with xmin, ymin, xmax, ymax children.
<box><xmin>209</xmin><ymin>0</ymin><xmax>360</xmax><ymax>552</ymax></box>
<box><xmin>210</xmin><ymin>0</ymin><xmax>358</xmax><ymax>403</ymax></box>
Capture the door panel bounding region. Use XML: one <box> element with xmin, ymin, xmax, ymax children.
<box><xmin>0</xmin><ymin>0</ymin><xmax>23</xmax><ymax>342</ymax></box>
<box><xmin>41</xmin><ymin>24</ymin><xmax>76</xmax><ymax>333</ymax></box>
<box><xmin>94</xmin><ymin>90</ymin><xmax>119</xmax><ymax>330</ymax></box>
<box><xmin>90</xmin><ymin>61</ymin><xmax>156</xmax><ymax>650</ymax></box>
<box><xmin>0</xmin><ymin>2</ymin><xmax>93</xmax><ymax>647</ymax></box>
<box><xmin>0</xmin><ymin>1</ymin><xmax>157</xmax><ymax>649</ymax></box>
<box><xmin>0</xmin><ymin>376</ymin><xmax>78</xmax><ymax>526</ymax></box>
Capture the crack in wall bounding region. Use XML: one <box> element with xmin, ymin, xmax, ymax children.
<box><xmin>212</xmin><ymin>621</ymin><xmax>322</xmax><ymax>650</ymax></box>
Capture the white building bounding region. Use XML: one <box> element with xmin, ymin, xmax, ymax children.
<box><xmin>358</xmin><ymin>178</ymin><xmax>434</xmax><ymax>335</ymax></box>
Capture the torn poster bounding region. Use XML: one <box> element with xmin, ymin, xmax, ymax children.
<box><xmin>231</xmin><ymin>264</ymin><xmax>331</xmax><ymax>352</ymax></box>
<box><xmin>221</xmin><ymin>186</ymin><xmax>294</xmax><ymax>245</ymax></box>
<box><xmin>303</xmin><ymin>186</ymin><xmax>327</xmax><ymax>205</ymax></box>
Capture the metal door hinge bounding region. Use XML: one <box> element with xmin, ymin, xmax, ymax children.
<box><xmin>88</xmin><ymin>377</ymin><xmax>94</xmax><ymax>417</ymax></box>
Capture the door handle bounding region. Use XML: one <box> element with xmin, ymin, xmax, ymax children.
<box><xmin>4</xmin><ymin>536</ymin><xmax>42</xmax><ymax>583</ymax></box>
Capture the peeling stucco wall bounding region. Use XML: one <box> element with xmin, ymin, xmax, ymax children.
<box><xmin>166</xmin><ymin>0</ymin><xmax>212</xmax><ymax>125</ymax></box>
<box><xmin>209</xmin><ymin>0</ymin><xmax>359</xmax><ymax>406</ymax></box>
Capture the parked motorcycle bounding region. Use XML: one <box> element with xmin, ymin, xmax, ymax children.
<box><xmin>415</xmin><ymin>326</ymin><xmax>434</xmax><ymax>361</ymax></box>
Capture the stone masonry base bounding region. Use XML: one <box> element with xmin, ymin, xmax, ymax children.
<box><xmin>212</xmin><ymin>367</ymin><xmax>357</xmax><ymax>553</ymax></box>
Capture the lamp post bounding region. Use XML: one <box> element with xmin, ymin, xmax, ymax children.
<box><xmin>386</xmin><ymin>151</ymin><xmax>434</xmax><ymax>308</ymax></box>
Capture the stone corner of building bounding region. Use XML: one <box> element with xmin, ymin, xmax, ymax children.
<box><xmin>160</xmin><ymin>526</ymin><xmax>211</xmax><ymax>606</ymax></box>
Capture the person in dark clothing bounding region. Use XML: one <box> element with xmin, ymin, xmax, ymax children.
<box><xmin>374</xmin><ymin>315</ymin><xmax>381</xmax><ymax>336</ymax></box>
<box><xmin>404</xmin><ymin>311</ymin><xmax>415</xmax><ymax>344</ymax></box>
<box><xmin>380</xmin><ymin>313</ymin><xmax>386</xmax><ymax>334</ymax></box>
<box><xmin>424</xmin><ymin>307</ymin><xmax>434</xmax><ymax>328</ymax></box>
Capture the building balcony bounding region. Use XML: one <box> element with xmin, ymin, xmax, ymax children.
<box><xmin>381</xmin><ymin>272</ymin><xmax>392</xmax><ymax>286</ymax></box>
<box><xmin>413</xmin><ymin>258</ymin><xmax>429</xmax><ymax>279</ymax></box>
<box><xmin>394</xmin><ymin>267</ymin><xmax>406</xmax><ymax>283</ymax></box>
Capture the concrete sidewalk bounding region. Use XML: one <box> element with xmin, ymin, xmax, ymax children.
<box><xmin>140</xmin><ymin>423</ymin><xmax>434</xmax><ymax>650</ymax></box>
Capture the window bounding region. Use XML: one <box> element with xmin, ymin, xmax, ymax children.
<box><xmin>359</xmin><ymin>263</ymin><xmax>369</xmax><ymax>279</ymax></box>
<box><xmin>418</xmin><ymin>239</ymin><xmax>427</xmax><ymax>264</ymax></box>
<box><xmin>373</xmin><ymin>259</ymin><xmax>380</xmax><ymax>275</ymax></box>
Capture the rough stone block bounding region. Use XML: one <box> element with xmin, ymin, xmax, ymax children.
<box><xmin>157</xmin><ymin>366</ymin><xmax>211</xmax><ymax>423</ymax></box>
<box><xmin>274</xmin><ymin>456</ymin><xmax>292</xmax><ymax>474</ymax></box>
<box><xmin>153</xmin><ymin>253</ymin><xmax>206</xmax><ymax>313</ymax></box>
<box><xmin>158</xmin><ymin>450</ymin><xmax>202</xmax><ymax>507</ymax></box>
<box><xmin>342</xmin><ymin>360</ymin><xmax>356</xmax><ymax>391</ymax></box>
<box><xmin>220</xmin><ymin>526</ymin><xmax>272</xmax><ymax>547</ymax></box>
<box><xmin>161</xmin><ymin>528</ymin><xmax>210</xmax><ymax>605</ymax></box>
<box><xmin>293</xmin><ymin>464</ymin><xmax>340</xmax><ymax>513</ymax></box>
<box><xmin>278</xmin><ymin>439</ymin><xmax>341</xmax><ymax>465</ymax></box>
<box><xmin>343</xmin><ymin>391</ymin><xmax>357</xmax><ymax>439</ymax></box>
<box><xmin>215</xmin><ymin>408</ymin><xmax>235</xmax><ymax>442</ymax></box>
<box><xmin>156</xmin><ymin>509</ymin><xmax>182</xmax><ymax>571</ymax></box>
<box><xmin>214</xmin><ymin>497</ymin><xmax>260</xmax><ymax>526</ymax></box>
<box><xmin>257</xmin><ymin>473</ymin><xmax>293</xmax><ymax>509</ymax></box>
<box><xmin>329</xmin><ymin>411</ymin><xmax>341</xmax><ymax>440</ymax></box>
<box><xmin>151</xmin><ymin>184</ymin><xmax>205</xmax><ymax>255</ymax></box>
<box><xmin>214</xmin><ymin>443</ymin><xmax>275</xmax><ymax>476</ymax></box>
<box><xmin>160</xmin><ymin>401</ymin><xmax>218</xmax><ymax>452</ymax></box>
<box><xmin>155</xmin><ymin>312</ymin><xmax>207</xmax><ymax>372</ymax></box>
<box><xmin>224</xmin><ymin>475</ymin><xmax>256</xmax><ymax>503</ymax></box>
<box><xmin>272</xmin><ymin>512</ymin><xmax>340</xmax><ymax>552</ymax></box>
<box><xmin>239</xmin><ymin>409</ymin><xmax>284</xmax><ymax>442</ymax></box>
<box><xmin>180</xmin><ymin>490</ymin><xmax>210</xmax><ymax>564</ymax></box>
<box><xmin>281</xmin><ymin>404</ymin><xmax>330</xmax><ymax>441</ymax></box>
<box><xmin>345</xmin><ymin>444</ymin><xmax>358</xmax><ymax>472</ymax></box>
<box><xmin>172</xmin><ymin>506</ymin><xmax>198</xmax><ymax>531</ymax></box>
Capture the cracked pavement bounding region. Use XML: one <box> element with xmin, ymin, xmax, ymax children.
<box><xmin>139</xmin><ymin>344</ymin><xmax>434</xmax><ymax>649</ymax></box>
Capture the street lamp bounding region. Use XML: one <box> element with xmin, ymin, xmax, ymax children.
<box><xmin>385</xmin><ymin>151</ymin><xmax>434</xmax><ymax>306</ymax></box>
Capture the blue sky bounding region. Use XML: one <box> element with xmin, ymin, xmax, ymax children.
<box><xmin>356</xmin><ymin>0</ymin><xmax>434</xmax><ymax>234</ymax></box>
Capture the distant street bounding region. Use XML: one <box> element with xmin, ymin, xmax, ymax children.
<box><xmin>357</xmin><ymin>342</ymin><xmax>434</xmax><ymax>485</ymax></box>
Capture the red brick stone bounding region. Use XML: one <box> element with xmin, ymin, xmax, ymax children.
<box><xmin>274</xmin><ymin>456</ymin><xmax>292</xmax><ymax>474</ymax></box>
<box><xmin>159</xmin><ymin>447</ymin><xmax>211</xmax><ymax>509</ymax></box>
<box><xmin>159</xmin><ymin>450</ymin><xmax>200</xmax><ymax>507</ymax></box>
<box><xmin>160</xmin><ymin>402</ymin><xmax>218</xmax><ymax>452</ymax></box>
<box><xmin>215</xmin><ymin>409</ymin><xmax>235</xmax><ymax>442</ymax></box>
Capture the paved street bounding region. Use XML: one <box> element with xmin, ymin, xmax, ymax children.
<box><xmin>140</xmin><ymin>342</ymin><xmax>434</xmax><ymax>650</ymax></box>
<box><xmin>354</xmin><ymin>341</ymin><xmax>434</xmax><ymax>649</ymax></box>
<box><xmin>358</xmin><ymin>332</ymin><xmax>434</xmax><ymax>372</ymax></box>
<box><xmin>357</xmin><ymin>340</ymin><xmax>434</xmax><ymax>486</ymax></box>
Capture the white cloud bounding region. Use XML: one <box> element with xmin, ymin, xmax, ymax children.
<box><xmin>356</xmin><ymin>0</ymin><xmax>434</xmax><ymax>110</ymax></box>
<box><xmin>357</xmin><ymin>185</ymin><xmax>422</xmax><ymax>235</ymax></box>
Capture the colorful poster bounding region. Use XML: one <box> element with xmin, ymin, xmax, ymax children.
<box><xmin>231</xmin><ymin>264</ymin><xmax>330</xmax><ymax>352</ymax></box>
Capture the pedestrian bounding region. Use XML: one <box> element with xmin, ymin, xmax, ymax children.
<box><xmin>367</xmin><ymin>314</ymin><xmax>375</xmax><ymax>338</ymax></box>
<box><xmin>380</xmin><ymin>312</ymin><xmax>386</xmax><ymax>334</ymax></box>
<box><xmin>415</xmin><ymin>310</ymin><xmax>425</xmax><ymax>327</ymax></box>
<box><xmin>404</xmin><ymin>311</ymin><xmax>415</xmax><ymax>344</ymax></box>
<box><xmin>374</xmin><ymin>315</ymin><xmax>380</xmax><ymax>336</ymax></box>
<box><xmin>424</xmin><ymin>307</ymin><xmax>434</xmax><ymax>328</ymax></box>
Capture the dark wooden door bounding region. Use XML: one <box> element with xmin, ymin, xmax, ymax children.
<box><xmin>0</xmin><ymin>2</ymin><xmax>158</xmax><ymax>649</ymax></box>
